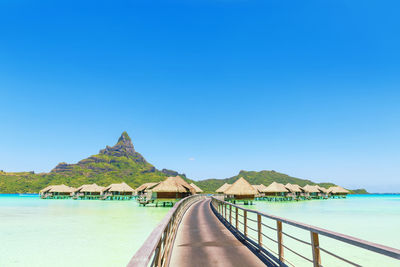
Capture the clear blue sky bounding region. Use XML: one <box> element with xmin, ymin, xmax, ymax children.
<box><xmin>1</xmin><ymin>0</ymin><xmax>399</xmax><ymax>192</ymax></box>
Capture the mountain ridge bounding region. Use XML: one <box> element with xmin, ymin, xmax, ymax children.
<box><xmin>0</xmin><ymin>132</ymin><xmax>367</xmax><ymax>194</ymax></box>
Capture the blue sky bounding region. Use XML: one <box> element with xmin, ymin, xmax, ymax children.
<box><xmin>1</xmin><ymin>0</ymin><xmax>399</xmax><ymax>192</ymax></box>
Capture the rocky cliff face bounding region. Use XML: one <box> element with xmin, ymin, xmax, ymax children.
<box><xmin>99</xmin><ymin>131</ymin><xmax>147</xmax><ymax>163</ymax></box>
<box><xmin>51</xmin><ymin>132</ymin><xmax>149</xmax><ymax>173</ymax></box>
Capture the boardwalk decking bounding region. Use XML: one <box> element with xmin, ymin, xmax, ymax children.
<box><xmin>170</xmin><ymin>199</ymin><xmax>265</xmax><ymax>267</ymax></box>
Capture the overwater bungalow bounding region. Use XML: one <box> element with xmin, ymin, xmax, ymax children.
<box><xmin>328</xmin><ymin>186</ymin><xmax>350</xmax><ymax>198</ymax></box>
<box><xmin>285</xmin><ymin>183</ymin><xmax>303</xmax><ymax>200</ymax></box>
<box><xmin>316</xmin><ymin>185</ymin><xmax>329</xmax><ymax>198</ymax></box>
<box><xmin>74</xmin><ymin>183</ymin><xmax>105</xmax><ymax>200</ymax></box>
<box><xmin>142</xmin><ymin>176</ymin><xmax>195</xmax><ymax>206</ymax></box>
<box><xmin>252</xmin><ymin>184</ymin><xmax>267</xmax><ymax>199</ymax></box>
<box><xmin>223</xmin><ymin>177</ymin><xmax>257</xmax><ymax>205</ymax></box>
<box><xmin>40</xmin><ymin>184</ymin><xmax>75</xmax><ymax>199</ymax></box>
<box><xmin>136</xmin><ymin>182</ymin><xmax>159</xmax><ymax>196</ymax></box>
<box><xmin>302</xmin><ymin>185</ymin><xmax>321</xmax><ymax>199</ymax></box>
<box><xmin>262</xmin><ymin>182</ymin><xmax>289</xmax><ymax>201</ymax></box>
<box><xmin>190</xmin><ymin>183</ymin><xmax>203</xmax><ymax>194</ymax></box>
<box><xmin>215</xmin><ymin>183</ymin><xmax>231</xmax><ymax>194</ymax></box>
<box><xmin>101</xmin><ymin>182</ymin><xmax>135</xmax><ymax>200</ymax></box>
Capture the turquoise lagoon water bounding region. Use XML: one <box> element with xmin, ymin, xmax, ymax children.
<box><xmin>1</xmin><ymin>194</ymin><xmax>399</xmax><ymax>266</ymax></box>
<box><xmin>246</xmin><ymin>194</ymin><xmax>400</xmax><ymax>266</ymax></box>
<box><xmin>0</xmin><ymin>195</ymin><xmax>170</xmax><ymax>267</ymax></box>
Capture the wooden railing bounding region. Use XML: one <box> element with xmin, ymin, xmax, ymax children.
<box><xmin>127</xmin><ymin>194</ymin><xmax>204</xmax><ymax>267</ymax></box>
<box><xmin>211</xmin><ymin>197</ymin><xmax>400</xmax><ymax>267</ymax></box>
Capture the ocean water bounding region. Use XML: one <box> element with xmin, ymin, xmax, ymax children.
<box><xmin>1</xmin><ymin>195</ymin><xmax>399</xmax><ymax>267</ymax></box>
<box><xmin>245</xmin><ymin>194</ymin><xmax>400</xmax><ymax>266</ymax></box>
<box><xmin>0</xmin><ymin>195</ymin><xmax>170</xmax><ymax>267</ymax></box>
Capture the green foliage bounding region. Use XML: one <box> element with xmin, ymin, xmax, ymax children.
<box><xmin>349</xmin><ymin>189</ymin><xmax>369</xmax><ymax>194</ymax></box>
<box><xmin>0</xmin><ymin>132</ymin><xmax>367</xmax><ymax>194</ymax></box>
<box><xmin>195</xmin><ymin>170</ymin><xmax>366</xmax><ymax>194</ymax></box>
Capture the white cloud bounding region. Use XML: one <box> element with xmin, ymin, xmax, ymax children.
<box><xmin>188</xmin><ymin>157</ymin><xmax>195</xmax><ymax>161</ymax></box>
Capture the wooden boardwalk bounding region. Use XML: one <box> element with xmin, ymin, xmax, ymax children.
<box><xmin>169</xmin><ymin>198</ymin><xmax>265</xmax><ymax>267</ymax></box>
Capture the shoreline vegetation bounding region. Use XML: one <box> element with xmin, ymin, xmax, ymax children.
<box><xmin>0</xmin><ymin>132</ymin><xmax>368</xmax><ymax>194</ymax></box>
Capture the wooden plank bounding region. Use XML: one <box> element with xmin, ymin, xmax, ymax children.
<box><xmin>311</xmin><ymin>232</ymin><xmax>321</xmax><ymax>267</ymax></box>
<box><xmin>128</xmin><ymin>195</ymin><xmax>201</xmax><ymax>267</ymax></box>
<box><xmin>277</xmin><ymin>221</ymin><xmax>284</xmax><ymax>264</ymax></box>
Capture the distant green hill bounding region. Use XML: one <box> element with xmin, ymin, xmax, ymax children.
<box><xmin>0</xmin><ymin>132</ymin><xmax>181</xmax><ymax>193</ymax></box>
<box><xmin>196</xmin><ymin>170</ymin><xmax>338</xmax><ymax>193</ymax></box>
<box><xmin>0</xmin><ymin>132</ymin><xmax>367</xmax><ymax>194</ymax></box>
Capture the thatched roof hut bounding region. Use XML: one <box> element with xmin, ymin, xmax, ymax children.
<box><xmin>190</xmin><ymin>183</ymin><xmax>203</xmax><ymax>193</ymax></box>
<box><xmin>149</xmin><ymin>176</ymin><xmax>195</xmax><ymax>199</ymax></box>
<box><xmin>136</xmin><ymin>182</ymin><xmax>159</xmax><ymax>194</ymax></box>
<box><xmin>285</xmin><ymin>183</ymin><xmax>302</xmax><ymax>193</ymax></box>
<box><xmin>316</xmin><ymin>185</ymin><xmax>328</xmax><ymax>193</ymax></box>
<box><xmin>40</xmin><ymin>184</ymin><xmax>75</xmax><ymax>196</ymax></box>
<box><xmin>224</xmin><ymin>177</ymin><xmax>257</xmax><ymax>200</ymax></box>
<box><xmin>103</xmin><ymin>182</ymin><xmax>135</xmax><ymax>195</ymax></box>
<box><xmin>75</xmin><ymin>183</ymin><xmax>105</xmax><ymax>195</ymax></box>
<box><xmin>302</xmin><ymin>185</ymin><xmax>320</xmax><ymax>193</ymax></box>
<box><xmin>215</xmin><ymin>183</ymin><xmax>231</xmax><ymax>193</ymax></box>
<box><xmin>39</xmin><ymin>185</ymin><xmax>54</xmax><ymax>194</ymax></box>
<box><xmin>327</xmin><ymin>186</ymin><xmax>349</xmax><ymax>194</ymax></box>
<box><xmin>49</xmin><ymin>184</ymin><xmax>76</xmax><ymax>193</ymax></box>
<box><xmin>263</xmin><ymin>182</ymin><xmax>289</xmax><ymax>195</ymax></box>
<box><xmin>252</xmin><ymin>184</ymin><xmax>267</xmax><ymax>193</ymax></box>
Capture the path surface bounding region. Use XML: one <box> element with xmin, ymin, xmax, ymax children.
<box><xmin>169</xmin><ymin>198</ymin><xmax>265</xmax><ymax>267</ymax></box>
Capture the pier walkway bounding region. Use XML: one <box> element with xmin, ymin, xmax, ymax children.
<box><xmin>169</xmin><ymin>199</ymin><xmax>264</xmax><ymax>267</ymax></box>
<box><xmin>129</xmin><ymin>195</ymin><xmax>400</xmax><ymax>267</ymax></box>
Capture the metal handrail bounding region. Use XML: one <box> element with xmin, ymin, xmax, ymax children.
<box><xmin>211</xmin><ymin>197</ymin><xmax>400</xmax><ymax>267</ymax></box>
<box><xmin>127</xmin><ymin>194</ymin><xmax>204</xmax><ymax>267</ymax></box>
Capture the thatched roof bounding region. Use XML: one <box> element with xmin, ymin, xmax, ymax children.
<box><xmin>190</xmin><ymin>183</ymin><xmax>203</xmax><ymax>193</ymax></box>
<box><xmin>302</xmin><ymin>185</ymin><xmax>320</xmax><ymax>193</ymax></box>
<box><xmin>285</xmin><ymin>183</ymin><xmax>302</xmax><ymax>193</ymax></box>
<box><xmin>224</xmin><ymin>177</ymin><xmax>257</xmax><ymax>195</ymax></box>
<box><xmin>40</xmin><ymin>184</ymin><xmax>75</xmax><ymax>193</ymax></box>
<box><xmin>150</xmin><ymin>176</ymin><xmax>195</xmax><ymax>194</ymax></box>
<box><xmin>76</xmin><ymin>183</ymin><xmax>105</xmax><ymax>193</ymax></box>
<box><xmin>291</xmin><ymin>184</ymin><xmax>304</xmax><ymax>192</ymax></box>
<box><xmin>40</xmin><ymin>185</ymin><xmax>54</xmax><ymax>193</ymax></box>
<box><xmin>103</xmin><ymin>182</ymin><xmax>135</xmax><ymax>193</ymax></box>
<box><xmin>216</xmin><ymin>183</ymin><xmax>231</xmax><ymax>193</ymax></box>
<box><xmin>263</xmin><ymin>182</ymin><xmax>289</xmax><ymax>193</ymax></box>
<box><xmin>252</xmin><ymin>184</ymin><xmax>268</xmax><ymax>193</ymax></box>
<box><xmin>328</xmin><ymin>186</ymin><xmax>350</xmax><ymax>194</ymax></box>
<box><xmin>49</xmin><ymin>184</ymin><xmax>75</xmax><ymax>193</ymax></box>
<box><xmin>136</xmin><ymin>182</ymin><xmax>159</xmax><ymax>192</ymax></box>
<box><xmin>316</xmin><ymin>185</ymin><xmax>328</xmax><ymax>193</ymax></box>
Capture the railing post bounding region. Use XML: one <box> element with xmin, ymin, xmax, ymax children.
<box><xmin>235</xmin><ymin>207</ymin><xmax>238</xmax><ymax>229</ymax></box>
<box><xmin>277</xmin><ymin>221</ymin><xmax>284</xmax><ymax>264</ymax></box>
<box><xmin>257</xmin><ymin>214</ymin><xmax>262</xmax><ymax>248</ymax></box>
<box><xmin>224</xmin><ymin>203</ymin><xmax>227</xmax><ymax>219</ymax></box>
<box><xmin>155</xmin><ymin>238</ymin><xmax>162</xmax><ymax>267</ymax></box>
<box><xmin>244</xmin><ymin>210</ymin><xmax>247</xmax><ymax>237</ymax></box>
<box><xmin>229</xmin><ymin>204</ymin><xmax>232</xmax><ymax>224</ymax></box>
<box><xmin>311</xmin><ymin>231</ymin><xmax>321</xmax><ymax>267</ymax></box>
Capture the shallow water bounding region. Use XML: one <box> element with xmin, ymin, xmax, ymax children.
<box><xmin>1</xmin><ymin>194</ymin><xmax>399</xmax><ymax>267</ymax></box>
<box><xmin>245</xmin><ymin>194</ymin><xmax>400</xmax><ymax>266</ymax></box>
<box><xmin>0</xmin><ymin>195</ymin><xmax>170</xmax><ymax>267</ymax></box>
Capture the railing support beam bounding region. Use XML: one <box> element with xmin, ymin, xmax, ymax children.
<box><xmin>235</xmin><ymin>207</ymin><xmax>238</xmax><ymax>229</ymax></box>
<box><xmin>277</xmin><ymin>221</ymin><xmax>284</xmax><ymax>264</ymax></box>
<box><xmin>258</xmin><ymin>214</ymin><xmax>262</xmax><ymax>248</ymax></box>
<box><xmin>311</xmin><ymin>231</ymin><xmax>321</xmax><ymax>267</ymax></box>
<box><xmin>244</xmin><ymin>210</ymin><xmax>247</xmax><ymax>237</ymax></box>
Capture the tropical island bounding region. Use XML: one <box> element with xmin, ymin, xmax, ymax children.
<box><xmin>0</xmin><ymin>132</ymin><xmax>368</xmax><ymax>194</ymax></box>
